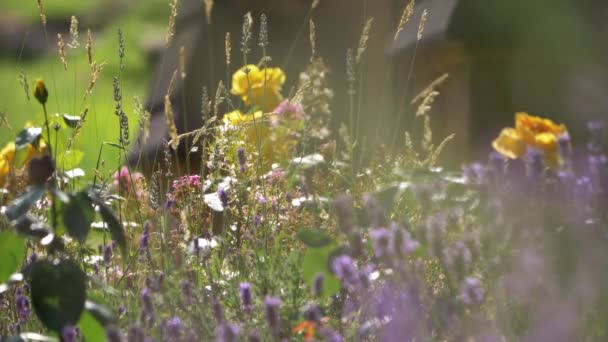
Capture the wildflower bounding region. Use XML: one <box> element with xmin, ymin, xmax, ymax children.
<box><xmin>264</xmin><ymin>296</ymin><xmax>282</xmax><ymax>337</ymax></box>
<box><xmin>15</xmin><ymin>288</ymin><xmax>30</xmax><ymax>324</ymax></box>
<box><xmin>218</xmin><ymin>188</ymin><xmax>229</xmax><ymax>208</ymax></box>
<box><xmin>239</xmin><ymin>282</ymin><xmax>254</xmax><ymax>312</ymax></box>
<box><xmin>34</xmin><ymin>79</ymin><xmax>48</xmax><ymax>105</ymax></box>
<box><xmin>313</xmin><ymin>273</ymin><xmax>324</xmax><ymax>297</ymax></box>
<box><xmin>331</xmin><ymin>255</ymin><xmax>359</xmax><ymax>289</ymax></box>
<box><xmin>105</xmin><ymin>326</ymin><xmax>123</xmax><ymax>342</ymax></box>
<box><xmin>293</xmin><ymin>320</ymin><xmax>316</xmax><ymax>341</ymax></box>
<box><xmin>181</xmin><ymin>281</ymin><xmax>193</xmax><ymax>305</ymax></box>
<box><xmin>61</xmin><ymin>325</ymin><xmax>78</xmax><ymax>342</ymax></box>
<box><xmin>1</xmin><ymin>140</ymin><xmax>47</xmax><ymax>188</ymax></box>
<box><xmin>112</xmin><ymin>166</ymin><xmax>145</xmax><ymax>198</ymax></box>
<box><xmin>103</xmin><ymin>245</ymin><xmax>113</xmax><ymax>264</ymax></box>
<box><xmin>460</xmin><ymin>277</ymin><xmax>485</xmax><ymax>306</ymax></box>
<box><xmin>274</xmin><ymin>100</ymin><xmax>305</xmax><ymax>120</ymax></box>
<box><xmin>165</xmin><ymin>317</ymin><xmax>185</xmax><ymax>340</ymax></box>
<box><xmin>213</xmin><ymin>299</ymin><xmax>225</xmax><ymax>323</ymax></box>
<box><xmin>231</xmin><ymin>65</ymin><xmax>285</xmax><ymax>111</ymax></box>
<box><xmin>237</xmin><ymin>147</ymin><xmax>247</xmax><ymax>172</ymax></box>
<box><xmin>140</xmin><ymin>287</ymin><xmax>154</xmax><ymax>325</ymax></box>
<box><xmin>216</xmin><ymin>323</ymin><xmax>240</xmax><ymax>342</ymax></box>
<box><xmin>492</xmin><ymin>113</ymin><xmax>568</xmax><ymax>169</ymax></box>
<box><xmin>370</xmin><ymin>228</ymin><xmax>393</xmax><ymax>259</ymax></box>
<box><xmin>127</xmin><ymin>325</ymin><xmax>146</xmax><ymax>342</ymax></box>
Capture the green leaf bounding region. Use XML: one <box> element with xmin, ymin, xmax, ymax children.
<box><xmin>297</xmin><ymin>228</ymin><xmax>335</xmax><ymax>248</ymax></box>
<box><xmin>78</xmin><ymin>311</ymin><xmax>105</xmax><ymax>342</ymax></box>
<box><xmin>15</xmin><ymin>127</ymin><xmax>42</xmax><ymax>150</ymax></box>
<box><xmin>57</xmin><ymin>150</ymin><xmax>84</xmax><ymax>170</ymax></box>
<box><xmin>302</xmin><ymin>245</ymin><xmax>341</xmax><ymax>298</ymax></box>
<box><xmin>89</xmin><ymin>195</ymin><xmax>126</xmax><ymax>255</ymax></box>
<box><xmin>4</xmin><ymin>186</ymin><xmax>45</xmax><ymax>221</ymax></box>
<box><xmin>30</xmin><ymin>258</ymin><xmax>86</xmax><ymax>332</ymax></box>
<box><xmin>62</xmin><ymin>114</ymin><xmax>81</xmax><ymax>128</ymax></box>
<box><xmin>0</xmin><ymin>231</ymin><xmax>25</xmax><ymax>283</ymax></box>
<box><xmin>11</xmin><ymin>215</ymin><xmax>52</xmax><ymax>240</ymax></box>
<box><xmin>85</xmin><ymin>299</ymin><xmax>116</xmax><ymax>326</ymax></box>
<box><xmin>0</xmin><ymin>273</ymin><xmax>24</xmax><ymax>294</ymax></box>
<box><xmin>62</xmin><ymin>192</ymin><xmax>95</xmax><ymax>242</ymax></box>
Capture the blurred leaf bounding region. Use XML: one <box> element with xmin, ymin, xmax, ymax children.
<box><xmin>11</xmin><ymin>215</ymin><xmax>52</xmax><ymax>240</ymax></box>
<box><xmin>18</xmin><ymin>333</ymin><xmax>57</xmax><ymax>342</ymax></box>
<box><xmin>297</xmin><ymin>228</ymin><xmax>334</xmax><ymax>248</ymax></box>
<box><xmin>302</xmin><ymin>245</ymin><xmax>341</xmax><ymax>298</ymax></box>
<box><xmin>0</xmin><ymin>231</ymin><xmax>25</xmax><ymax>283</ymax></box>
<box><xmin>90</xmin><ymin>195</ymin><xmax>126</xmax><ymax>255</ymax></box>
<box><xmin>85</xmin><ymin>299</ymin><xmax>116</xmax><ymax>326</ymax></box>
<box><xmin>62</xmin><ymin>192</ymin><xmax>94</xmax><ymax>242</ymax></box>
<box><xmin>30</xmin><ymin>258</ymin><xmax>86</xmax><ymax>332</ymax></box>
<box><xmin>4</xmin><ymin>186</ymin><xmax>45</xmax><ymax>221</ymax></box>
<box><xmin>374</xmin><ymin>182</ymin><xmax>410</xmax><ymax>214</ymax></box>
<box><xmin>62</xmin><ymin>114</ymin><xmax>81</xmax><ymax>128</ymax></box>
<box><xmin>0</xmin><ymin>273</ymin><xmax>24</xmax><ymax>294</ymax></box>
<box><xmin>15</xmin><ymin>127</ymin><xmax>42</xmax><ymax>150</ymax></box>
<box><xmin>57</xmin><ymin>150</ymin><xmax>84</xmax><ymax>170</ymax></box>
<box><xmin>78</xmin><ymin>311</ymin><xmax>105</xmax><ymax>342</ymax></box>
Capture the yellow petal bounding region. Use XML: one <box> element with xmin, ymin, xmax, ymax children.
<box><xmin>492</xmin><ymin>127</ymin><xmax>526</xmax><ymax>159</ymax></box>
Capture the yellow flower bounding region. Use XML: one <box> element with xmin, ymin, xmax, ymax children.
<box><xmin>515</xmin><ymin>112</ymin><xmax>566</xmax><ymax>152</ymax></box>
<box><xmin>231</xmin><ymin>65</ymin><xmax>286</xmax><ymax>111</ymax></box>
<box><xmin>0</xmin><ymin>142</ymin><xmax>15</xmax><ymax>188</ymax></box>
<box><xmin>222</xmin><ymin>109</ymin><xmax>265</xmax><ymax>126</ymax></box>
<box><xmin>492</xmin><ymin>112</ymin><xmax>568</xmax><ymax>169</ymax></box>
<box><xmin>492</xmin><ymin>127</ymin><xmax>526</xmax><ymax>159</ymax></box>
<box><xmin>0</xmin><ymin>138</ymin><xmax>48</xmax><ymax>188</ymax></box>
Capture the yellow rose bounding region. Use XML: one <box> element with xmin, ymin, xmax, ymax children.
<box><xmin>231</xmin><ymin>65</ymin><xmax>286</xmax><ymax>111</ymax></box>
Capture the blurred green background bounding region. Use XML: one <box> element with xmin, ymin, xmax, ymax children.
<box><xmin>0</xmin><ymin>0</ymin><xmax>169</xmax><ymax>174</ymax></box>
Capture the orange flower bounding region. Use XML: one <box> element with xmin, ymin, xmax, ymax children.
<box><xmin>492</xmin><ymin>113</ymin><xmax>568</xmax><ymax>169</ymax></box>
<box><xmin>293</xmin><ymin>320</ymin><xmax>316</xmax><ymax>341</ymax></box>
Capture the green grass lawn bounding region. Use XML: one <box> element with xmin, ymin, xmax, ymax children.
<box><xmin>0</xmin><ymin>0</ymin><xmax>169</xmax><ymax>174</ymax></box>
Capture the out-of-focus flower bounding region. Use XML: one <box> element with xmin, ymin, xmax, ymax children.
<box><xmin>34</xmin><ymin>79</ymin><xmax>48</xmax><ymax>105</ymax></box>
<box><xmin>223</xmin><ymin>110</ymin><xmax>265</xmax><ymax>127</ymax></box>
<box><xmin>273</xmin><ymin>100</ymin><xmax>305</xmax><ymax>124</ymax></box>
<box><xmin>61</xmin><ymin>325</ymin><xmax>78</xmax><ymax>342</ymax></box>
<box><xmin>0</xmin><ymin>138</ymin><xmax>48</xmax><ymax>188</ymax></box>
<box><xmin>231</xmin><ymin>65</ymin><xmax>285</xmax><ymax>111</ymax></box>
<box><xmin>293</xmin><ymin>320</ymin><xmax>316</xmax><ymax>341</ymax></box>
<box><xmin>460</xmin><ymin>277</ymin><xmax>485</xmax><ymax>306</ymax></box>
<box><xmin>331</xmin><ymin>255</ymin><xmax>359</xmax><ymax>289</ymax></box>
<box><xmin>239</xmin><ymin>282</ymin><xmax>254</xmax><ymax>312</ymax></box>
<box><xmin>112</xmin><ymin>166</ymin><xmax>145</xmax><ymax>199</ymax></box>
<box><xmin>264</xmin><ymin>296</ymin><xmax>282</xmax><ymax>337</ymax></box>
<box><xmin>492</xmin><ymin>113</ymin><xmax>568</xmax><ymax>169</ymax></box>
<box><xmin>165</xmin><ymin>317</ymin><xmax>185</xmax><ymax>340</ymax></box>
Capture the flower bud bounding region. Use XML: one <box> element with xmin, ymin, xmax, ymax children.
<box><xmin>34</xmin><ymin>79</ymin><xmax>48</xmax><ymax>105</ymax></box>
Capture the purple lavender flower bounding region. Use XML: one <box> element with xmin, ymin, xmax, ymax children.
<box><xmin>127</xmin><ymin>325</ymin><xmax>146</xmax><ymax>342</ymax></box>
<box><xmin>370</xmin><ymin>227</ymin><xmax>392</xmax><ymax>259</ymax></box>
<box><xmin>218</xmin><ymin>188</ymin><xmax>229</xmax><ymax>208</ymax></box>
<box><xmin>264</xmin><ymin>296</ymin><xmax>282</xmax><ymax>337</ymax></box>
<box><xmin>253</xmin><ymin>215</ymin><xmax>261</xmax><ymax>227</ymax></box>
<box><xmin>392</xmin><ymin>226</ymin><xmax>420</xmax><ymax>256</ymax></box>
<box><xmin>313</xmin><ymin>273</ymin><xmax>324</xmax><ymax>297</ymax></box>
<box><xmin>104</xmin><ymin>245</ymin><xmax>113</xmax><ymax>264</ymax></box>
<box><xmin>258</xmin><ymin>195</ymin><xmax>267</xmax><ymax>205</ymax></box>
<box><xmin>28</xmin><ymin>252</ymin><xmax>37</xmax><ymax>265</ymax></box>
<box><xmin>181</xmin><ymin>281</ymin><xmax>193</xmax><ymax>305</ymax></box>
<box><xmin>165</xmin><ymin>317</ymin><xmax>185</xmax><ymax>340</ymax></box>
<box><xmin>304</xmin><ymin>303</ymin><xmax>321</xmax><ymax>323</ymax></box>
<box><xmin>106</xmin><ymin>326</ymin><xmax>123</xmax><ymax>342</ymax></box>
<box><xmin>333</xmin><ymin>194</ymin><xmax>354</xmax><ymax>233</ymax></box>
<box><xmin>139</xmin><ymin>223</ymin><xmax>150</xmax><ymax>252</ymax></box>
<box><xmin>61</xmin><ymin>325</ymin><xmax>78</xmax><ymax>342</ymax></box>
<box><xmin>237</xmin><ymin>147</ymin><xmax>247</xmax><ymax>172</ymax></box>
<box><xmin>213</xmin><ymin>299</ymin><xmax>225</xmax><ymax>323</ymax></box>
<box><xmin>239</xmin><ymin>283</ymin><xmax>254</xmax><ymax>312</ymax></box>
<box><xmin>140</xmin><ymin>287</ymin><xmax>154</xmax><ymax>325</ymax></box>
<box><xmin>331</xmin><ymin>255</ymin><xmax>359</xmax><ymax>289</ymax></box>
<box><xmin>15</xmin><ymin>288</ymin><xmax>30</xmax><ymax>324</ymax></box>
<box><xmin>216</xmin><ymin>323</ymin><xmax>240</xmax><ymax>342</ymax></box>
<box><xmin>460</xmin><ymin>277</ymin><xmax>485</xmax><ymax>306</ymax></box>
